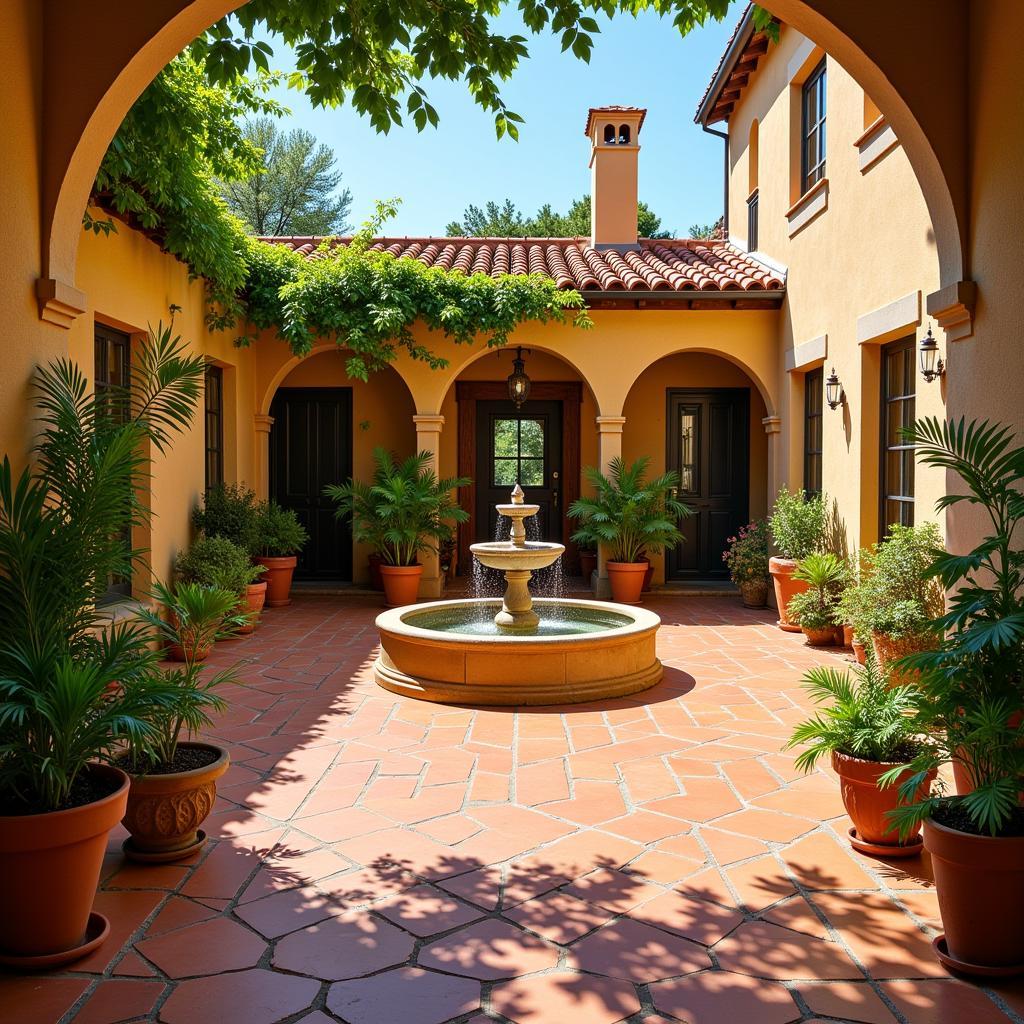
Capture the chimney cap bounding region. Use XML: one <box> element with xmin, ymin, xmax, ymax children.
<box><xmin>584</xmin><ymin>106</ymin><xmax>647</xmax><ymax>137</ymax></box>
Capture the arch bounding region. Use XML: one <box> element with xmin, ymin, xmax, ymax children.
<box><xmin>603</xmin><ymin>123</ymin><xmax>616</xmax><ymax>145</ymax></box>
<box><xmin>618</xmin><ymin>123</ymin><xmax>631</xmax><ymax>145</ymax></box>
<box><xmin>748</xmin><ymin>118</ymin><xmax>759</xmax><ymax>195</ymax></box>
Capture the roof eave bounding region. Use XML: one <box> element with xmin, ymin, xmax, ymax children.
<box><xmin>694</xmin><ymin>6</ymin><xmax>756</xmax><ymax>127</ymax></box>
<box><xmin>583</xmin><ymin>288</ymin><xmax>785</xmax><ymax>305</ymax></box>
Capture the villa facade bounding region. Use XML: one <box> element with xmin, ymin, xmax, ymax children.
<box><xmin>53</xmin><ymin>15</ymin><xmax>947</xmax><ymax>602</ymax></box>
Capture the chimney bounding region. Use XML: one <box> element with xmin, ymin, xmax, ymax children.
<box><xmin>585</xmin><ymin>106</ymin><xmax>646</xmax><ymax>250</ymax></box>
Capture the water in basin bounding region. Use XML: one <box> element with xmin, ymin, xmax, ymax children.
<box><xmin>404</xmin><ymin>603</ymin><xmax>634</xmax><ymax>637</ymax></box>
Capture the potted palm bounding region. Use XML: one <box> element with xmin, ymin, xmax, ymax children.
<box><xmin>885</xmin><ymin>417</ymin><xmax>1024</xmax><ymax>977</ymax></box>
<box><xmin>787</xmin><ymin>552</ymin><xmax>847</xmax><ymax>645</ymax></box>
<box><xmin>326</xmin><ymin>448</ymin><xmax>469</xmax><ymax>607</ymax></box>
<box><xmin>175</xmin><ymin>535</ymin><xmax>266</xmax><ymax>634</ymax></box>
<box><xmin>768</xmin><ymin>488</ymin><xmax>826</xmax><ymax>631</ymax></box>
<box><xmin>569</xmin><ymin>457</ymin><xmax>691</xmax><ymax>605</ymax></box>
<box><xmin>787</xmin><ymin>656</ymin><xmax>933</xmax><ymax>857</ymax></box>
<box><xmin>120</xmin><ymin>582</ymin><xmax>242</xmax><ymax>862</ymax></box>
<box><xmin>0</xmin><ymin>324</ymin><xmax>203</xmax><ymax>964</ymax></box>
<box><xmin>253</xmin><ymin>500</ymin><xmax>308</xmax><ymax>607</ymax></box>
<box><xmin>722</xmin><ymin>519</ymin><xmax>771</xmax><ymax>607</ymax></box>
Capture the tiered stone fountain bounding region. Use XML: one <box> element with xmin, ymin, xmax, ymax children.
<box><xmin>373</xmin><ymin>485</ymin><xmax>662</xmax><ymax>706</ymax></box>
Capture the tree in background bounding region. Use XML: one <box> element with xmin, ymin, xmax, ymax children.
<box><xmin>221</xmin><ymin>117</ymin><xmax>352</xmax><ymax>236</ymax></box>
<box><xmin>687</xmin><ymin>215</ymin><xmax>725</xmax><ymax>240</ymax></box>
<box><xmin>446</xmin><ymin>195</ymin><xmax>672</xmax><ymax>238</ymax></box>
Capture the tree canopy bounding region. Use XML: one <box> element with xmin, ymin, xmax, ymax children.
<box><xmin>446</xmin><ymin>195</ymin><xmax>672</xmax><ymax>238</ymax></box>
<box><xmin>221</xmin><ymin>117</ymin><xmax>353</xmax><ymax>236</ymax></box>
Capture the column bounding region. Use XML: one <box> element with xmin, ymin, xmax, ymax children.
<box><xmin>254</xmin><ymin>414</ymin><xmax>274</xmax><ymax>500</ymax></box>
<box><xmin>413</xmin><ymin>414</ymin><xmax>445</xmax><ymax>599</ymax></box>
<box><xmin>594</xmin><ymin>416</ymin><xmax>626</xmax><ymax>598</ymax></box>
<box><xmin>762</xmin><ymin>414</ymin><xmax>783</xmax><ymax>504</ymax></box>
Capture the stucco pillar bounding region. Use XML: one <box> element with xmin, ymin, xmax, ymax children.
<box><xmin>414</xmin><ymin>414</ymin><xmax>445</xmax><ymax>599</ymax></box>
<box><xmin>762</xmin><ymin>415</ymin><xmax>783</xmax><ymax>504</ymax></box>
<box><xmin>254</xmin><ymin>414</ymin><xmax>274</xmax><ymax>500</ymax></box>
<box><xmin>594</xmin><ymin>416</ymin><xmax>626</xmax><ymax>598</ymax></box>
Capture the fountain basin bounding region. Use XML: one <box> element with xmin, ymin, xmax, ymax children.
<box><xmin>374</xmin><ymin>597</ymin><xmax>662</xmax><ymax>706</ymax></box>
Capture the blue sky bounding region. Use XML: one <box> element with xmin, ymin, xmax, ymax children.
<box><xmin>258</xmin><ymin>3</ymin><xmax>740</xmax><ymax>237</ymax></box>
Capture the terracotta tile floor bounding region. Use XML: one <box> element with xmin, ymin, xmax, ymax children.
<box><xmin>5</xmin><ymin>595</ymin><xmax>1024</xmax><ymax>1024</ymax></box>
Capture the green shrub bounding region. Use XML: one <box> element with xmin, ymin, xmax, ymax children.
<box><xmin>834</xmin><ymin>549</ymin><xmax>874</xmax><ymax>638</ymax></box>
<box><xmin>254</xmin><ymin>500</ymin><xmax>309</xmax><ymax>558</ymax></box>
<box><xmin>787</xmin><ymin>552</ymin><xmax>847</xmax><ymax>629</ymax></box>
<box><xmin>769</xmin><ymin>488</ymin><xmax>826</xmax><ymax>560</ymax></box>
<box><xmin>192</xmin><ymin>483</ymin><xmax>261</xmax><ymax>554</ymax></box>
<box><xmin>175</xmin><ymin>536</ymin><xmax>263</xmax><ymax>595</ymax></box>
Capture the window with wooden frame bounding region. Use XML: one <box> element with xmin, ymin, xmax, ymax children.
<box><xmin>880</xmin><ymin>337</ymin><xmax>916</xmax><ymax>535</ymax></box>
<box><xmin>747</xmin><ymin>190</ymin><xmax>759</xmax><ymax>252</ymax></box>
<box><xmin>204</xmin><ymin>364</ymin><xmax>224</xmax><ymax>489</ymax></box>
<box><xmin>804</xmin><ymin>366</ymin><xmax>823</xmax><ymax>496</ymax></box>
<box><xmin>801</xmin><ymin>58</ymin><xmax>827</xmax><ymax>194</ymax></box>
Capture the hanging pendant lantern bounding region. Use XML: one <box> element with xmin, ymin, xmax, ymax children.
<box><xmin>507</xmin><ymin>347</ymin><xmax>531</xmax><ymax>408</ymax></box>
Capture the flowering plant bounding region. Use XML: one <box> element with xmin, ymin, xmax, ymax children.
<box><xmin>722</xmin><ymin>520</ymin><xmax>771</xmax><ymax>585</ymax></box>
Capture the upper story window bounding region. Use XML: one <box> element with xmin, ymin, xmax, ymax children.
<box><xmin>747</xmin><ymin>191</ymin><xmax>759</xmax><ymax>252</ymax></box>
<box><xmin>801</xmin><ymin>58</ymin><xmax>827</xmax><ymax>194</ymax></box>
<box><xmin>205</xmin><ymin>364</ymin><xmax>224</xmax><ymax>489</ymax></box>
<box><xmin>880</xmin><ymin>337</ymin><xmax>916</xmax><ymax>536</ymax></box>
<box><xmin>804</xmin><ymin>367</ymin><xmax>823</xmax><ymax>496</ymax></box>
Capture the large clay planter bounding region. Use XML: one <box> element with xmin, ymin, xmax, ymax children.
<box><xmin>122</xmin><ymin>743</ymin><xmax>229</xmax><ymax>862</ymax></box>
<box><xmin>739</xmin><ymin>579</ymin><xmax>769</xmax><ymax>608</ymax></box>
<box><xmin>802</xmin><ymin>625</ymin><xmax>837</xmax><ymax>647</ymax></box>
<box><xmin>578</xmin><ymin>550</ymin><xmax>597</xmax><ymax>582</ymax></box>
<box><xmin>924</xmin><ymin>817</ymin><xmax>1024</xmax><ymax>974</ymax></box>
<box><xmin>953</xmin><ymin>711</ymin><xmax>1024</xmax><ymax>797</ymax></box>
<box><xmin>833</xmin><ymin>751</ymin><xmax>935</xmax><ymax>852</ymax></box>
<box><xmin>256</xmin><ymin>555</ymin><xmax>297</xmax><ymax>607</ymax></box>
<box><xmin>607</xmin><ymin>561</ymin><xmax>648</xmax><ymax>605</ymax></box>
<box><xmin>236</xmin><ymin>581</ymin><xmax>267</xmax><ymax>636</ymax></box>
<box><xmin>0</xmin><ymin>764</ymin><xmax>128</xmax><ymax>964</ymax></box>
<box><xmin>769</xmin><ymin>557</ymin><xmax>808</xmax><ymax>632</ymax></box>
<box><xmin>872</xmin><ymin>631</ymin><xmax>932</xmax><ymax>687</ymax></box>
<box><xmin>380</xmin><ymin>564</ymin><xmax>423</xmax><ymax>607</ymax></box>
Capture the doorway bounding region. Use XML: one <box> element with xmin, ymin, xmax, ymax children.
<box><xmin>269</xmin><ymin>387</ymin><xmax>353</xmax><ymax>581</ymax></box>
<box><xmin>665</xmin><ymin>388</ymin><xmax>750</xmax><ymax>580</ymax></box>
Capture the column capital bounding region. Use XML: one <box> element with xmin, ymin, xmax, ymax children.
<box><xmin>595</xmin><ymin>415</ymin><xmax>626</xmax><ymax>434</ymax></box>
<box><xmin>412</xmin><ymin>414</ymin><xmax>445</xmax><ymax>432</ymax></box>
<box><xmin>36</xmin><ymin>277</ymin><xmax>87</xmax><ymax>329</ymax></box>
<box><xmin>762</xmin><ymin>415</ymin><xmax>782</xmax><ymax>435</ymax></box>
<box><xmin>926</xmin><ymin>279</ymin><xmax>976</xmax><ymax>342</ymax></box>
<box><xmin>254</xmin><ymin>414</ymin><xmax>275</xmax><ymax>434</ymax></box>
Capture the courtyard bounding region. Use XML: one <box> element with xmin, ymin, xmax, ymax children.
<box><xmin>8</xmin><ymin>595</ymin><xmax>1022</xmax><ymax>1024</ymax></box>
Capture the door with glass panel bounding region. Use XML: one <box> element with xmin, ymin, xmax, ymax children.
<box><xmin>665</xmin><ymin>389</ymin><xmax>750</xmax><ymax>580</ymax></box>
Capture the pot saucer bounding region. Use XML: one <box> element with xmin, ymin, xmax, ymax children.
<box><xmin>0</xmin><ymin>911</ymin><xmax>109</xmax><ymax>969</ymax></box>
<box><xmin>777</xmin><ymin>620</ymin><xmax>803</xmax><ymax>633</ymax></box>
<box><xmin>122</xmin><ymin>829</ymin><xmax>207</xmax><ymax>864</ymax></box>
<box><xmin>933</xmin><ymin>935</ymin><xmax>1024</xmax><ymax>978</ymax></box>
<box><xmin>848</xmin><ymin>826</ymin><xmax>923</xmax><ymax>859</ymax></box>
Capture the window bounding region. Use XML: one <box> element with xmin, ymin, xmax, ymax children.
<box><xmin>801</xmin><ymin>58</ymin><xmax>827</xmax><ymax>194</ymax></box>
<box><xmin>880</xmin><ymin>337</ymin><xmax>916</xmax><ymax>535</ymax></box>
<box><xmin>94</xmin><ymin>324</ymin><xmax>132</xmax><ymax>601</ymax></box>
<box><xmin>491</xmin><ymin>417</ymin><xmax>545</xmax><ymax>487</ymax></box>
<box><xmin>205</xmin><ymin>364</ymin><xmax>224</xmax><ymax>488</ymax></box>
<box><xmin>804</xmin><ymin>367</ymin><xmax>823</xmax><ymax>496</ymax></box>
<box><xmin>747</xmin><ymin>190</ymin><xmax>759</xmax><ymax>252</ymax></box>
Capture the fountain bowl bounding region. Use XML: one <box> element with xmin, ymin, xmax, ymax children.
<box><xmin>469</xmin><ymin>540</ymin><xmax>565</xmax><ymax>572</ymax></box>
<box><xmin>373</xmin><ymin>597</ymin><xmax>662</xmax><ymax>706</ymax></box>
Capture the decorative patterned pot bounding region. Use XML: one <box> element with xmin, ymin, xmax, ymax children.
<box><xmin>739</xmin><ymin>579</ymin><xmax>769</xmax><ymax>608</ymax></box>
<box><xmin>872</xmin><ymin>631</ymin><xmax>933</xmax><ymax>687</ymax></box>
<box><xmin>606</xmin><ymin>561</ymin><xmax>647</xmax><ymax>605</ymax></box>
<box><xmin>769</xmin><ymin>557</ymin><xmax>808</xmax><ymax>632</ymax></box>
<box><xmin>236</xmin><ymin>581</ymin><xmax>267</xmax><ymax>635</ymax></box>
<box><xmin>802</xmin><ymin>625</ymin><xmax>837</xmax><ymax>646</ymax></box>
<box><xmin>255</xmin><ymin>555</ymin><xmax>297</xmax><ymax>607</ymax></box>
<box><xmin>380</xmin><ymin>564</ymin><xmax>423</xmax><ymax>607</ymax></box>
<box><xmin>122</xmin><ymin>743</ymin><xmax>229</xmax><ymax>862</ymax></box>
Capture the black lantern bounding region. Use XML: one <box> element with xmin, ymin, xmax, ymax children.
<box><xmin>507</xmin><ymin>347</ymin><xmax>531</xmax><ymax>408</ymax></box>
<box><xmin>919</xmin><ymin>325</ymin><xmax>945</xmax><ymax>383</ymax></box>
<box><xmin>825</xmin><ymin>367</ymin><xmax>843</xmax><ymax>410</ymax></box>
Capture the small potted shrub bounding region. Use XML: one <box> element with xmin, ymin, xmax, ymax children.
<box><xmin>786</xmin><ymin>552</ymin><xmax>846</xmax><ymax>645</ymax></box>
<box><xmin>192</xmin><ymin>483</ymin><xmax>261</xmax><ymax>553</ymax></box>
<box><xmin>175</xmin><ymin>535</ymin><xmax>266</xmax><ymax>634</ymax></box>
<box><xmin>722</xmin><ymin>519</ymin><xmax>771</xmax><ymax>607</ymax></box>
<box><xmin>253</xmin><ymin>500</ymin><xmax>308</xmax><ymax>607</ymax></box>
<box><xmin>787</xmin><ymin>656</ymin><xmax>934</xmax><ymax>857</ymax></box>
<box><xmin>835</xmin><ymin>551</ymin><xmax>874</xmax><ymax>663</ymax></box>
<box><xmin>569</xmin><ymin>457</ymin><xmax>691</xmax><ymax>605</ymax></box>
<box><xmin>326</xmin><ymin>448</ymin><xmax>469</xmax><ymax>607</ymax></box>
<box><xmin>768</xmin><ymin>488</ymin><xmax>826</xmax><ymax>631</ymax></box>
<box><xmin>121</xmin><ymin>583</ymin><xmax>243</xmax><ymax>862</ymax></box>
<box><xmin>885</xmin><ymin>417</ymin><xmax>1024</xmax><ymax>977</ymax></box>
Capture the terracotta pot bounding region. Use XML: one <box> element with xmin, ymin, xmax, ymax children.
<box><xmin>739</xmin><ymin>579</ymin><xmax>769</xmax><ymax>608</ymax></box>
<box><xmin>0</xmin><ymin>764</ymin><xmax>128</xmax><ymax>960</ymax></box>
<box><xmin>852</xmin><ymin>637</ymin><xmax>867</xmax><ymax>665</ymax></box>
<box><xmin>122</xmin><ymin>743</ymin><xmax>229</xmax><ymax>861</ymax></box>
<box><xmin>236</xmin><ymin>581</ymin><xmax>267</xmax><ymax>635</ymax></box>
<box><xmin>165</xmin><ymin>613</ymin><xmax>212</xmax><ymax>663</ymax></box>
<box><xmin>578</xmin><ymin>551</ymin><xmax>597</xmax><ymax>581</ymax></box>
<box><xmin>924</xmin><ymin>816</ymin><xmax>1024</xmax><ymax>972</ymax></box>
<box><xmin>639</xmin><ymin>555</ymin><xmax>654</xmax><ymax>592</ymax></box>
<box><xmin>380</xmin><ymin>564</ymin><xmax>423</xmax><ymax>607</ymax></box>
<box><xmin>872</xmin><ymin>631</ymin><xmax>932</xmax><ymax>687</ymax></box>
<box><xmin>833</xmin><ymin>751</ymin><xmax>935</xmax><ymax>847</ymax></box>
<box><xmin>839</xmin><ymin>623</ymin><xmax>854</xmax><ymax>648</ymax></box>
<box><xmin>953</xmin><ymin>711</ymin><xmax>1024</xmax><ymax>797</ymax></box>
<box><xmin>607</xmin><ymin>561</ymin><xmax>648</xmax><ymax>605</ymax></box>
<box><xmin>255</xmin><ymin>555</ymin><xmax>297</xmax><ymax>607</ymax></box>
<box><xmin>769</xmin><ymin>556</ymin><xmax>808</xmax><ymax>632</ymax></box>
<box><xmin>803</xmin><ymin>625</ymin><xmax>837</xmax><ymax>646</ymax></box>
<box><xmin>368</xmin><ymin>552</ymin><xmax>385</xmax><ymax>591</ymax></box>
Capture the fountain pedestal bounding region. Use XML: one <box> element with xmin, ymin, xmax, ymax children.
<box><xmin>495</xmin><ymin>569</ymin><xmax>538</xmax><ymax>630</ymax></box>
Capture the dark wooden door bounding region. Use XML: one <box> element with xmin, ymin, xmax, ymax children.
<box><xmin>270</xmin><ymin>388</ymin><xmax>353</xmax><ymax>581</ymax></box>
<box><xmin>665</xmin><ymin>389</ymin><xmax>749</xmax><ymax>580</ymax></box>
<box><xmin>475</xmin><ymin>399</ymin><xmax>563</xmax><ymax>548</ymax></box>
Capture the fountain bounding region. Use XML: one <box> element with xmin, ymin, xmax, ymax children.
<box><xmin>373</xmin><ymin>485</ymin><xmax>663</xmax><ymax>706</ymax></box>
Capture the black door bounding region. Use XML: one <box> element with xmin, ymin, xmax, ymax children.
<box><xmin>665</xmin><ymin>389</ymin><xmax>749</xmax><ymax>580</ymax></box>
<box><xmin>475</xmin><ymin>399</ymin><xmax>563</xmax><ymax>553</ymax></box>
<box><xmin>270</xmin><ymin>388</ymin><xmax>353</xmax><ymax>581</ymax></box>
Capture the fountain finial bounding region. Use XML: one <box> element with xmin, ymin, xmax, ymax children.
<box><xmin>510</xmin><ymin>484</ymin><xmax>525</xmax><ymax>505</ymax></box>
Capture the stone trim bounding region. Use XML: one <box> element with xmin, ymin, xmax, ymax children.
<box><xmin>595</xmin><ymin>416</ymin><xmax>627</xmax><ymax>434</ymax></box>
<box><xmin>785</xmin><ymin>334</ymin><xmax>827</xmax><ymax>373</ymax></box>
<box><xmin>855</xmin><ymin>116</ymin><xmax>899</xmax><ymax>172</ymax></box>
<box><xmin>856</xmin><ymin>291</ymin><xmax>921</xmax><ymax>345</ymax></box>
<box><xmin>36</xmin><ymin>277</ymin><xmax>87</xmax><ymax>329</ymax></box>
<box><xmin>254</xmin><ymin>413</ymin><xmax>275</xmax><ymax>434</ymax></box>
<box><xmin>412</xmin><ymin>414</ymin><xmax>445</xmax><ymax>432</ymax></box>
<box><xmin>762</xmin><ymin>415</ymin><xmax>782</xmax><ymax>435</ymax></box>
<box><xmin>926</xmin><ymin>280</ymin><xmax>976</xmax><ymax>342</ymax></box>
<box><xmin>786</xmin><ymin>178</ymin><xmax>829</xmax><ymax>237</ymax></box>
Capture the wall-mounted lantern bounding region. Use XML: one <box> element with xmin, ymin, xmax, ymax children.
<box><xmin>507</xmin><ymin>347</ymin><xmax>531</xmax><ymax>408</ymax></box>
<box><xmin>919</xmin><ymin>325</ymin><xmax>945</xmax><ymax>383</ymax></box>
<box><xmin>825</xmin><ymin>367</ymin><xmax>844</xmax><ymax>410</ymax></box>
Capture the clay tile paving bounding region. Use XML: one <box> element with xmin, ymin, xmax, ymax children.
<box><xmin>9</xmin><ymin>595</ymin><xmax>1024</xmax><ymax>1024</ymax></box>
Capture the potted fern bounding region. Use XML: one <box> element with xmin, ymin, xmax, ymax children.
<box><xmin>768</xmin><ymin>488</ymin><xmax>826</xmax><ymax>631</ymax></box>
<box><xmin>569</xmin><ymin>457</ymin><xmax>691</xmax><ymax>605</ymax></box>
<box><xmin>253</xmin><ymin>500</ymin><xmax>308</xmax><ymax>607</ymax></box>
<box><xmin>787</xmin><ymin>552</ymin><xmax>847</xmax><ymax>645</ymax></box>
<box><xmin>326</xmin><ymin>448</ymin><xmax>469</xmax><ymax>607</ymax></box>
<box><xmin>175</xmin><ymin>535</ymin><xmax>266</xmax><ymax>634</ymax></box>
